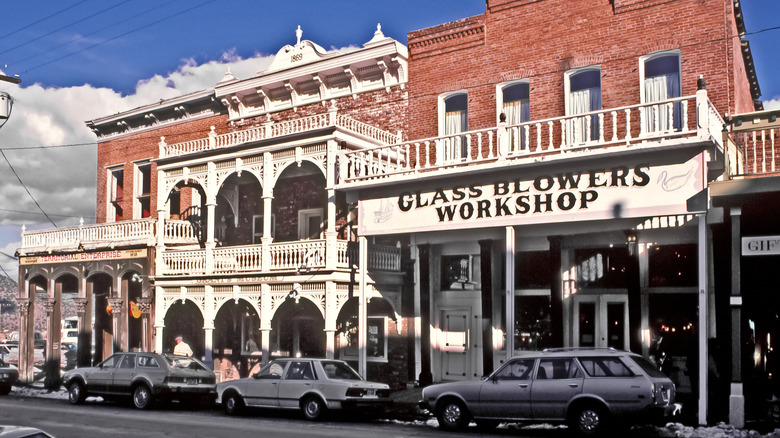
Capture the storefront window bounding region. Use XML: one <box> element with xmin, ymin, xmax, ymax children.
<box><xmin>575</xmin><ymin>247</ymin><xmax>630</xmax><ymax>288</ymax></box>
<box><xmin>648</xmin><ymin>244</ymin><xmax>697</xmax><ymax>287</ymax></box>
<box><xmin>515</xmin><ymin>295</ymin><xmax>552</xmax><ymax>351</ymax></box>
<box><xmin>516</xmin><ymin>251</ymin><xmax>551</xmax><ymax>289</ymax></box>
<box><xmin>441</xmin><ymin>254</ymin><xmax>479</xmax><ymax>290</ymax></box>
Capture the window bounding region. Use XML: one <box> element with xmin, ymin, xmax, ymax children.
<box><xmin>641</xmin><ymin>51</ymin><xmax>681</xmax><ymax>132</ymax></box>
<box><xmin>339</xmin><ymin>316</ymin><xmax>388</xmax><ymax>362</ymax></box>
<box><xmin>578</xmin><ymin>357</ymin><xmax>634</xmax><ymax>377</ymax></box>
<box><xmin>536</xmin><ymin>358</ymin><xmax>582</xmax><ymax>379</ymax></box>
<box><xmin>516</xmin><ymin>251</ymin><xmax>551</xmax><ymax>288</ymax></box>
<box><xmin>298</xmin><ymin>208</ymin><xmax>322</xmax><ymax>240</ymax></box>
<box><xmin>119</xmin><ymin>355</ymin><xmax>135</xmax><ymax>369</ymax></box>
<box><xmin>138</xmin><ymin>356</ymin><xmax>159</xmax><ymax>368</ymax></box>
<box><xmin>498</xmin><ymin>81</ymin><xmax>530</xmax><ymax>151</ymax></box>
<box><xmin>575</xmin><ymin>247</ymin><xmax>630</xmax><ymax>288</ymax></box>
<box><xmin>134</xmin><ymin>162</ymin><xmax>151</xmax><ymax>219</ymax></box>
<box><xmin>441</xmin><ymin>254</ymin><xmax>476</xmax><ymax>290</ymax></box>
<box><xmin>565</xmin><ymin>67</ymin><xmax>602</xmax><ymax>144</ymax></box>
<box><xmin>493</xmin><ymin>358</ymin><xmax>535</xmax><ymax>380</ymax></box>
<box><xmin>648</xmin><ymin>243</ymin><xmax>697</xmax><ymax>287</ymax></box>
<box><xmin>108</xmin><ymin>167</ymin><xmax>124</xmax><ymax>222</ymax></box>
<box><xmin>286</xmin><ymin>361</ymin><xmax>314</xmax><ymax>380</ymax></box>
<box><xmin>253</xmin><ymin>214</ymin><xmax>275</xmax><ymax>243</ymax></box>
<box><xmin>439</xmin><ymin>92</ymin><xmax>468</xmax><ymax>163</ymax></box>
<box><xmin>514</xmin><ymin>295</ymin><xmax>552</xmax><ymax>351</ymax></box>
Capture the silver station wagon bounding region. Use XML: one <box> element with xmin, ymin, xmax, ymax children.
<box><xmin>217</xmin><ymin>358</ymin><xmax>391</xmax><ymax>421</ymax></box>
<box><xmin>63</xmin><ymin>352</ymin><xmax>217</xmax><ymax>409</ymax></box>
<box><xmin>419</xmin><ymin>348</ymin><xmax>677</xmax><ymax>435</ymax></box>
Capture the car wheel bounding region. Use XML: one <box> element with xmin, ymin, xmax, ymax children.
<box><xmin>67</xmin><ymin>381</ymin><xmax>86</xmax><ymax>404</ymax></box>
<box><xmin>569</xmin><ymin>403</ymin><xmax>607</xmax><ymax>436</ymax></box>
<box><xmin>436</xmin><ymin>398</ymin><xmax>471</xmax><ymax>432</ymax></box>
<box><xmin>0</xmin><ymin>385</ymin><xmax>10</xmax><ymax>396</ymax></box>
<box><xmin>132</xmin><ymin>384</ymin><xmax>153</xmax><ymax>410</ymax></box>
<box><xmin>224</xmin><ymin>392</ymin><xmax>244</xmax><ymax>416</ymax></box>
<box><xmin>302</xmin><ymin>396</ymin><xmax>327</xmax><ymax>421</ymax></box>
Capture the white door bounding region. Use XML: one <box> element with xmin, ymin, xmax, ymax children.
<box><xmin>572</xmin><ymin>295</ymin><xmax>628</xmax><ymax>350</ymax></box>
<box><xmin>440</xmin><ymin>309</ymin><xmax>470</xmax><ymax>380</ymax></box>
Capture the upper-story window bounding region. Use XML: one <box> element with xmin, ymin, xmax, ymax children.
<box><xmin>641</xmin><ymin>50</ymin><xmax>682</xmax><ymax>133</ymax></box>
<box><xmin>438</xmin><ymin>92</ymin><xmax>468</xmax><ymax>163</ymax></box>
<box><xmin>565</xmin><ymin>67</ymin><xmax>602</xmax><ymax>144</ymax></box>
<box><xmin>498</xmin><ymin>81</ymin><xmax>530</xmax><ymax>151</ymax></box>
<box><xmin>108</xmin><ymin>166</ymin><xmax>124</xmax><ymax>222</ymax></box>
<box><xmin>134</xmin><ymin>162</ymin><xmax>152</xmax><ymax>219</ymax></box>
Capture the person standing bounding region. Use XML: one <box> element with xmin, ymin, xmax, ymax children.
<box><xmin>173</xmin><ymin>335</ymin><xmax>193</xmax><ymax>357</ymax></box>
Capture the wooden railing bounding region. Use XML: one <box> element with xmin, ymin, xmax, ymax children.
<box><xmin>729</xmin><ymin>126</ymin><xmax>780</xmax><ymax>177</ymax></box>
<box><xmin>159</xmin><ymin>110</ymin><xmax>400</xmax><ymax>159</ymax></box>
<box><xmin>339</xmin><ymin>93</ymin><xmax>724</xmax><ymax>185</ymax></box>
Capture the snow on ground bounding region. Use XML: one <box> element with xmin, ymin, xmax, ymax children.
<box><xmin>9</xmin><ymin>385</ymin><xmax>780</xmax><ymax>437</ymax></box>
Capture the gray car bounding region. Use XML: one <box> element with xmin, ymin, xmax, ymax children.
<box><xmin>419</xmin><ymin>348</ymin><xmax>677</xmax><ymax>435</ymax></box>
<box><xmin>216</xmin><ymin>358</ymin><xmax>391</xmax><ymax>421</ymax></box>
<box><xmin>62</xmin><ymin>352</ymin><xmax>216</xmax><ymax>409</ymax></box>
<box><xmin>0</xmin><ymin>359</ymin><xmax>19</xmax><ymax>395</ymax></box>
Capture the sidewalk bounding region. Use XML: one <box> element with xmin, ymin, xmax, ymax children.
<box><xmin>9</xmin><ymin>383</ymin><xmax>780</xmax><ymax>437</ymax></box>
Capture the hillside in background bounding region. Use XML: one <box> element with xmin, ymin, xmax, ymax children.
<box><xmin>0</xmin><ymin>275</ymin><xmax>78</xmax><ymax>337</ymax></box>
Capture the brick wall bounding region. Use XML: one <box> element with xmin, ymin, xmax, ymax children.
<box><xmin>407</xmin><ymin>0</ymin><xmax>752</xmax><ymax>141</ymax></box>
<box><xmin>95</xmin><ymin>114</ymin><xmax>228</xmax><ymax>223</ymax></box>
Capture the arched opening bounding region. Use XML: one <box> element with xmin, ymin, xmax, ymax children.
<box><xmin>89</xmin><ymin>273</ymin><xmax>113</xmax><ymax>365</ymax></box>
<box><xmin>270</xmin><ymin>296</ymin><xmax>324</xmax><ymax>358</ymax></box>
<box><xmin>170</xmin><ymin>180</ymin><xmax>207</xmax><ymax>246</ymax></box>
<box><xmin>163</xmin><ymin>300</ymin><xmax>204</xmax><ymax>359</ymax></box>
<box><xmin>53</xmin><ymin>274</ymin><xmax>78</xmax><ymax>378</ymax></box>
<box><xmin>213</xmin><ymin>299</ymin><xmax>261</xmax><ymax>378</ymax></box>
<box><xmin>123</xmin><ymin>272</ymin><xmax>143</xmax><ymax>352</ymax></box>
<box><xmin>215</xmin><ymin>172</ymin><xmax>263</xmax><ymax>246</ymax></box>
<box><xmin>272</xmin><ymin>162</ymin><xmax>326</xmax><ymax>242</ymax></box>
<box><xmin>336</xmin><ymin>297</ymin><xmax>397</xmax><ymax>367</ymax></box>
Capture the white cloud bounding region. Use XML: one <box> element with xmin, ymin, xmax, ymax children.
<box><xmin>763</xmin><ymin>97</ymin><xmax>780</xmax><ymax>110</ymax></box>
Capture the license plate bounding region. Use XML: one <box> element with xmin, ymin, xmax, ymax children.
<box><xmin>365</xmin><ymin>389</ymin><xmax>376</xmax><ymax>397</ymax></box>
<box><xmin>186</xmin><ymin>378</ymin><xmax>198</xmax><ymax>385</ymax></box>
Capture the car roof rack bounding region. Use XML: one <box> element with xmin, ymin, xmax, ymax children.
<box><xmin>541</xmin><ymin>347</ymin><xmax>619</xmax><ymax>353</ymax></box>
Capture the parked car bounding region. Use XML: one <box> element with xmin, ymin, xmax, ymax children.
<box><xmin>62</xmin><ymin>352</ymin><xmax>216</xmax><ymax>409</ymax></box>
<box><xmin>216</xmin><ymin>358</ymin><xmax>391</xmax><ymax>420</ymax></box>
<box><xmin>1</xmin><ymin>345</ymin><xmax>45</xmax><ymax>367</ymax></box>
<box><xmin>0</xmin><ymin>359</ymin><xmax>19</xmax><ymax>395</ymax></box>
<box><xmin>0</xmin><ymin>426</ymin><xmax>55</xmax><ymax>438</ymax></box>
<box><xmin>419</xmin><ymin>348</ymin><xmax>678</xmax><ymax>435</ymax></box>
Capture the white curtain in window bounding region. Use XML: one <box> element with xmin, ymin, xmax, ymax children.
<box><xmin>568</xmin><ymin>87</ymin><xmax>600</xmax><ymax>144</ymax></box>
<box><xmin>644</xmin><ymin>72</ymin><xmax>681</xmax><ymax>132</ymax></box>
<box><xmin>503</xmin><ymin>99</ymin><xmax>530</xmax><ymax>151</ymax></box>
<box><xmin>444</xmin><ymin>109</ymin><xmax>467</xmax><ymax>161</ymax></box>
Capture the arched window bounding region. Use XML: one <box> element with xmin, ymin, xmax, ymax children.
<box><xmin>641</xmin><ymin>51</ymin><xmax>682</xmax><ymax>132</ymax></box>
<box><xmin>565</xmin><ymin>67</ymin><xmax>602</xmax><ymax>144</ymax></box>
<box><xmin>439</xmin><ymin>92</ymin><xmax>468</xmax><ymax>162</ymax></box>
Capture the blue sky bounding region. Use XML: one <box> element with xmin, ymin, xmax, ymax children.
<box><xmin>0</xmin><ymin>0</ymin><xmax>778</xmax><ymax>280</ymax></box>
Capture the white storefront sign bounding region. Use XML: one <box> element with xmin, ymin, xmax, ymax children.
<box><xmin>358</xmin><ymin>155</ymin><xmax>703</xmax><ymax>235</ymax></box>
<box><xmin>742</xmin><ymin>236</ymin><xmax>780</xmax><ymax>256</ymax></box>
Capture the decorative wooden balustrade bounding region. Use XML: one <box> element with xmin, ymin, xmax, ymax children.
<box><xmin>339</xmin><ymin>94</ymin><xmax>724</xmax><ymax>185</ymax></box>
<box><xmin>159</xmin><ymin>110</ymin><xmax>400</xmax><ymax>159</ymax></box>
<box><xmin>728</xmin><ymin>124</ymin><xmax>780</xmax><ymax>177</ymax></box>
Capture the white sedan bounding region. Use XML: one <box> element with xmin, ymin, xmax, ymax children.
<box><xmin>216</xmin><ymin>358</ymin><xmax>391</xmax><ymax>421</ymax></box>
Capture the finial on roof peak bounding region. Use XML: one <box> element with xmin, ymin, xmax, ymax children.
<box><xmin>375</xmin><ymin>23</ymin><xmax>384</xmax><ymax>38</ymax></box>
<box><xmin>296</xmin><ymin>25</ymin><xmax>303</xmax><ymax>46</ymax></box>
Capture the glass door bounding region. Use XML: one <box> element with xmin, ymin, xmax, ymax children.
<box><xmin>573</xmin><ymin>295</ymin><xmax>628</xmax><ymax>350</ymax></box>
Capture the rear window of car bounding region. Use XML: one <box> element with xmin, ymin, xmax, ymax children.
<box><xmin>165</xmin><ymin>356</ymin><xmax>208</xmax><ymax>371</ymax></box>
<box><xmin>578</xmin><ymin>357</ymin><xmax>634</xmax><ymax>377</ymax></box>
<box><xmin>321</xmin><ymin>361</ymin><xmax>362</xmax><ymax>380</ymax></box>
<box><xmin>629</xmin><ymin>355</ymin><xmax>669</xmax><ymax>378</ymax></box>
<box><xmin>138</xmin><ymin>356</ymin><xmax>160</xmax><ymax>368</ymax></box>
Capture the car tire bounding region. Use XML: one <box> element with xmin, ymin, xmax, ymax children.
<box><xmin>302</xmin><ymin>396</ymin><xmax>327</xmax><ymax>421</ymax></box>
<box><xmin>224</xmin><ymin>392</ymin><xmax>244</xmax><ymax>416</ymax></box>
<box><xmin>0</xmin><ymin>385</ymin><xmax>10</xmax><ymax>396</ymax></box>
<box><xmin>436</xmin><ymin>398</ymin><xmax>471</xmax><ymax>432</ymax></box>
<box><xmin>132</xmin><ymin>384</ymin><xmax>153</xmax><ymax>410</ymax></box>
<box><xmin>67</xmin><ymin>381</ymin><xmax>86</xmax><ymax>404</ymax></box>
<box><xmin>569</xmin><ymin>403</ymin><xmax>607</xmax><ymax>437</ymax></box>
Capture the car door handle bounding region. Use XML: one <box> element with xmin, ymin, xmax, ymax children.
<box><xmin>569</xmin><ymin>383</ymin><xmax>579</xmax><ymax>388</ymax></box>
<box><xmin>518</xmin><ymin>383</ymin><xmax>529</xmax><ymax>388</ymax></box>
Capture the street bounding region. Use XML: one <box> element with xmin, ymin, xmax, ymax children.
<box><xmin>0</xmin><ymin>395</ymin><xmax>575</xmax><ymax>438</ymax></box>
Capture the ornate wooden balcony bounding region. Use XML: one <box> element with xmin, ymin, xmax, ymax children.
<box><xmin>338</xmin><ymin>92</ymin><xmax>725</xmax><ymax>187</ymax></box>
<box><xmin>725</xmin><ymin>109</ymin><xmax>780</xmax><ymax>178</ymax></box>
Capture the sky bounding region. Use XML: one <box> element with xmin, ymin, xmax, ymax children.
<box><xmin>0</xmin><ymin>0</ymin><xmax>778</xmax><ymax>281</ymax></box>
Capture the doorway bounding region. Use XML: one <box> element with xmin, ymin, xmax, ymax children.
<box><xmin>439</xmin><ymin>308</ymin><xmax>471</xmax><ymax>380</ymax></box>
<box><xmin>572</xmin><ymin>294</ymin><xmax>628</xmax><ymax>350</ymax></box>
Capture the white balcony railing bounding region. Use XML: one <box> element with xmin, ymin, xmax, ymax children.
<box><xmin>730</xmin><ymin>126</ymin><xmax>780</xmax><ymax>177</ymax></box>
<box><xmin>160</xmin><ymin>110</ymin><xmax>400</xmax><ymax>159</ymax></box>
<box><xmin>339</xmin><ymin>94</ymin><xmax>724</xmax><ymax>185</ymax></box>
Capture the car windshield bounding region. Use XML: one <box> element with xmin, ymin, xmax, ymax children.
<box><xmin>164</xmin><ymin>355</ymin><xmax>208</xmax><ymax>371</ymax></box>
<box><xmin>320</xmin><ymin>361</ymin><xmax>362</xmax><ymax>380</ymax></box>
<box><xmin>630</xmin><ymin>355</ymin><xmax>669</xmax><ymax>378</ymax></box>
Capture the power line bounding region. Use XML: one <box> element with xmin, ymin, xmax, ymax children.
<box><xmin>0</xmin><ymin>0</ymin><xmax>89</xmax><ymax>41</ymax></box>
<box><xmin>0</xmin><ymin>142</ymin><xmax>96</xmax><ymax>151</ymax></box>
<box><xmin>0</xmin><ymin>0</ymin><xmax>134</xmax><ymax>57</ymax></box>
<box><xmin>0</xmin><ymin>149</ymin><xmax>57</xmax><ymax>228</ymax></box>
<box><xmin>21</xmin><ymin>0</ymin><xmax>218</xmax><ymax>75</ymax></box>
<box><xmin>0</xmin><ymin>208</ymin><xmax>94</xmax><ymax>220</ymax></box>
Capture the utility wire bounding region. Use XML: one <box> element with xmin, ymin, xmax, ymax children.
<box><xmin>0</xmin><ymin>0</ymin><xmax>89</xmax><ymax>41</ymax></box>
<box><xmin>0</xmin><ymin>149</ymin><xmax>58</xmax><ymax>228</ymax></box>
<box><xmin>0</xmin><ymin>1</ymin><xmax>134</xmax><ymax>56</ymax></box>
<box><xmin>21</xmin><ymin>0</ymin><xmax>217</xmax><ymax>75</ymax></box>
<box><xmin>8</xmin><ymin>0</ymin><xmax>182</xmax><ymax>66</ymax></box>
<box><xmin>0</xmin><ymin>208</ymin><xmax>94</xmax><ymax>220</ymax></box>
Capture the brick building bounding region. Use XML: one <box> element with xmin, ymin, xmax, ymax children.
<box><xmin>16</xmin><ymin>25</ymin><xmax>411</xmax><ymax>389</ymax></box>
<box><xmin>338</xmin><ymin>0</ymin><xmax>761</xmax><ymax>427</ymax></box>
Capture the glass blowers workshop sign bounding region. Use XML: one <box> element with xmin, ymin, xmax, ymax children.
<box><xmin>358</xmin><ymin>155</ymin><xmax>703</xmax><ymax>235</ymax></box>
